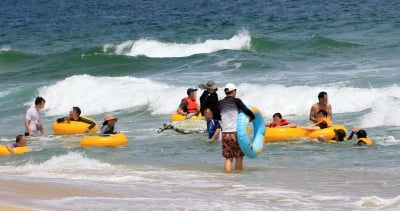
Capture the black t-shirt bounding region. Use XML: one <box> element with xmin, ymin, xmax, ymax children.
<box><xmin>200</xmin><ymin>91</ymin><xmax>220</xmax><ymax>119</ymax></box>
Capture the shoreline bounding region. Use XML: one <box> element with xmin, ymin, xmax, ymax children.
<box><xmin>0</xmin><ymin>175</ymin><xmax>118</xmax><ymax>210</ymax></box>
<box><xmin>0</xmin><ymin>204</ymin><xmax>36</xmax><ymax>211</ymax></box>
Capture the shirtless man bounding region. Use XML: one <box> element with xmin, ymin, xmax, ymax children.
<box><xmin>309</xmin><ymin>91</ymin><xmax>332</xmax><ymax>123</ymax></box>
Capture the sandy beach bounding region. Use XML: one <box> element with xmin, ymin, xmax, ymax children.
<box><xmin>0</xmin><ymin>176</ymin><xmax>117</xmax><ymax>210</ymax></box>
<box><xmin>0</xmin><ymin>204</ymin><xmax>36</xmax><ymax>211</ymax></box>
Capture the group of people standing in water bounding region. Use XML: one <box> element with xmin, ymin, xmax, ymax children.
<box><xmin>177</xmin><ymin>81</ymin><xmax>372</xmax><ymax>171</ymax></box>
<box><xmin>6</xmin><ymin>82</ymin><xmax>372</xmax><ymax>172</ymax></box>
<box><xmin>6</xmin><ymin>97</ymin><xmax>120</xmax><ymax>154</ymax></box>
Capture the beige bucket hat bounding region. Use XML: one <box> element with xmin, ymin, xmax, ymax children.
<box><xmin>198</xmin><ymin>80</ymin><xmax>218</xmax><ymax>90</ymax></box>
<box><xmin>104</xmin><ymin>114</ymin><xmax>118</xmax><ymax>121</ymax></box>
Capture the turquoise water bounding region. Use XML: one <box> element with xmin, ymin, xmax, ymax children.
<box><xmin>1</xmin><ymin>0</ymin><xmax>400</xmax><ymax>210</ymax></box>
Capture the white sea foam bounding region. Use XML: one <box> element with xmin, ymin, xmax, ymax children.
<box><xmin>0</xmin><ymin>151</ymin><xmax>227</xmax><ymax>184</ymax></box>
<box><xmin>360</xmin><ymin>96</ymin><xmax>400</xmax><ymax>128</ymax></box>
<box><xmin>34</xmin><ymin>75</ymin><xmax>400</xmax><ymax>127</ymax></box>
<box><xmin>375</xmin><ymin>136</ymin><xmax>400</xmax><ymax>146</ymax></box>
<box><xmin>0</xmin><ymin>137</ymin><xmax>13</xmax><ymax>143</ymax></box>
<box><xmin>103</xmin><ymin>30</ymin><xmax>251</xmax><ymax>58</ymax></box>
<box><xmin>0</xmin><ymin>151</ymin><xmax>114</xmax><ymax>174</ymax></box>
<box><xmin>37</xmin><ymin>189</ymin><xmax>355</xmax><ymax>211</ymax></box>
<box><xmin>237</xmin><ymin>83</ymin><xmax>400</xmax><ymax>127</ymax></box>
<box><xmin>0</xmin><ymin>47</ymin><xmax>11</xmax><ymax>52</ymax></box>
<box><xmin>0</xmin><ymin>151</ymin><xmax>157</xmax><ymax>183</ymax></box>
<box><xmin>0</xmin><ymin>88</ymin><xmax>14</xmax><ymax>98</ymax></box>
<box><xmin>36</xmin><ymin>74</ymin><xmax>183</xmax><ymax>116</ymax></box>
<box><xmin>354</xmin><ymin>195</ymin><xmax>400</xmax><ymax>209</ymax></box>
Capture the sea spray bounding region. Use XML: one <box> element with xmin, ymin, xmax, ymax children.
<box><xmin>34</xmin><ymin>75</ymin><xmax>400</xmax><ymax>128</ymax></box>
<box><xmin>36</xmin><ymin>74</ymin><xmax>180</xmax><ymax>116</ymax></box>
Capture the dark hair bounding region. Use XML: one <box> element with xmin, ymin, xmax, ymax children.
<box><xmin>318</xmin><ymin>91</ymin><xmax>327</xmax><ymax>100</ymax></box>
<box><xmin>73</xmin><ymin>107</ymin><xmax>81</xmax><ymax>116</ymax></box>
<box><xmin>224</xmin><ymin>89</ymin><xmax>236</xmax><ymax>95</ymax></box>
<box><xmin>356</xmin><ymin>129</ymin><xmax>367</xmax><ymax>138</ymax></box>
<box><xmin>35</xmin><ymin>97</ymin><xmax>45</xmax><ymax>105</ymax></box>
<box><xmin>204</xmin><ymin>107</ymin><xmax>213</xmax><ymax>113</ymax></box>
<box><xmin>317</xmin><ymin>109</ymin><xmax>328</xmax><ymax>117</ymax></box>
<box><xmin>272</xmin><ymin>113</ymin><xmax>282</xmax><ymax>119</ymax></box>
<box><xmin>334</xmin><ymin>129</ymin><xmax>346</xmax><ymax>142</ymax></box>
<box><xmin>16</xmin><ymin>134</ymin><xmax>24</xmax><ymax>143</ymax></box>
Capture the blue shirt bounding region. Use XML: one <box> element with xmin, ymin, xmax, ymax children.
<box><xmin>207</xmin><ymin>119</ymin><xmax>221</xmax><ymax>139</ymax></box>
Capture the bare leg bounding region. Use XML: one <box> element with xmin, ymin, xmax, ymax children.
<box><xmin>235</xmin><ymin>156</ymin><xmax>243</xmax><ymax>170</ymax></box>
<box><xmin>224</xmin><ymin>158</ymin><xmax>233</xmax><ymax>171</ymax></box>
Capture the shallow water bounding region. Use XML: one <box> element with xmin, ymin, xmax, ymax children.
<box><xmin>1</xmin><ymin>0</ymin><xmax>400</xmax><ymax>210</ymax></box>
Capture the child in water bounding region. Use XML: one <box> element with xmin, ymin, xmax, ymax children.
<box><xmin>317</xmin><ymin>128</ymin><xmax>347</xmax><ymax>142</ymax></box>
<box><xmin>100</xmin><ymin>114</ymin><xmax>119</xmax><ymax>135</ymax></box>
<box><xmin>347</xmin><ymin>127</ymin><xmax>373</xmax><ymax>146</ymax></box>
<box><xmin>6</xmin><ymin>135</ymin><xmax>27</xmax><ymax>154</ymax></box>
<box><xmin>298</xmin><ymin>109</ymin><xmax>332</xmax><ymax>131</ymax></box>
<box><xmin>317</xmin><ymin>127</ymin><xmax>372</xmax><ymax>146</ymax></box>
<box><xmin>204</xmin><ymin>108</ymin><xmax>221</xmax><ymax>142</ymax></box>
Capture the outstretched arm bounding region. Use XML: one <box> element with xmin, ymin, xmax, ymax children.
<box><xmin>210</xmin><ymin>128</ymin><xmax>221</xmax><ymax>141</ymax></box>
<box><xmin>79</xmin><ymin>117</ymin><xmax>96</xmax><ymax>132</ymax></box>
<box><xmin>6</xmin><ymin>144</ymin><xmax>15</xmax><ymax>154</ymax></box>
<box><xmin>347</xmin><ymin>126</ymin><xmax>360</xmax><ymax>140</ymax></box>
<box><xmin>234</xmin><ymin>98</ymin><xmax>255</xmax><ymax>121</ymax></box>
<box><xmin>38</xmin><ymin>122</ymin><xmax>47</xmax><ymax>135</ymax></box>
<box><xmin>24</xmin><ymin>119</ymin><xmax>33</xmax><ymax>136</ymax></box>
<box><xmin>328</xmin><ymin>104</ymin><xmax>333</xmax><ymax>120</ymax></box>
<box><xmin>309</xmin><ymin>105</ymin><xmax>317</xmax><ymax>123</ymax></box>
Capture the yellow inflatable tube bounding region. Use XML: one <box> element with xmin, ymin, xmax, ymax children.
<box><xmin>170</xmin><ymin>113</ymin><xmax>202</xmax><ymax>121</ymax></box>
<box><xmin>0</xmin><ymin>145</ymin><xmax>31</xmax><ymax>156</ymax></box>
<box><xmin>264</xmin><ymin>125</ymin><xmax>347</xmax><ymax>142</ymax></box>
<box><xmin>307</xmin><ymin>125</ymin><xmax>347</xmax><ymax>140</ymax></box>
<box><xmin>80</xmin><ymin>133</ymin><xmax>128</xmax><ymax>147</ymax></box>
<box><xmin>52</xmin><ymin>116</ymin><xmax>98</xmax><ymax>135</ymax></box>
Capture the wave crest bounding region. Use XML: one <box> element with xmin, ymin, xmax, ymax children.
<box><xmin>103</xmin><ymin>30</ymin><xmax>251</xmax><ymax>58</ymax></box>
<box><xmin>33</xmin><ymin>75</ymin><xmax>400</xmax><ymax>128</ymax></box>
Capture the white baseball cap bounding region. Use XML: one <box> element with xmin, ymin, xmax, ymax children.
<box><xmin>224</xmin><ymin>83</ymin><xmax>237</xmax><ymax>93</ymax></box>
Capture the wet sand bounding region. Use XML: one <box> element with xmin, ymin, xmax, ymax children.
<box><xmin>0</xmin><ymin>176</ymin><xmax>118</xmax><ymax>210</ymax></box>
<box><xmin>0</xmin><ymin>204</ymin><xmax>36</xmax><ymax>211</ymax></box>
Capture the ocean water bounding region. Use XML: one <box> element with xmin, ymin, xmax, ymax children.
<box><xmin>1</xmin><ymin>0</ymin><xmax>400</xmax><ymax>210</ymax></box>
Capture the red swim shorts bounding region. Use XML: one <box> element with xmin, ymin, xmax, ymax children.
<box><xmin>222</xmin><ymin>132</ymin><xmax>244</xmax><ymax>158</ymax></box>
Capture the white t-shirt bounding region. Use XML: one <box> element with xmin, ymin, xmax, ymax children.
<box><xmin>25</xmin><ymin>107</ymin><xmax>40</xmax><ymax>134</ymax></box>
<box><xmin>219</xmin><ymin>97</ymin><xmax>240</xmax><ymax>132</ymax></box>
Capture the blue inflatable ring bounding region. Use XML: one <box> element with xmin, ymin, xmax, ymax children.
<box><xmin>237</xmin><ymin>106</ymin><xmax>266</xmax><ymax>158</ymax></box>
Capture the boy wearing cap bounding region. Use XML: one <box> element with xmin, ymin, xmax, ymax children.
<box><xmin>218</xmin><ymin>83</ymin><xmax>255</xmax><ymax>171</ymax></box>
<box><xmin>177</xmin><ymin>88</ymin><xmax>199</xmax><ymax>116</ymax></box>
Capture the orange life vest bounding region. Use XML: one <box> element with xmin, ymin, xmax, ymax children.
<box><xmin>316</xmin><ymin>118</ymin><xmax>332</xmax><ymax>127</ymax></box>
<box><xmin>356</xmin><ymin>137</ymin><xmax>373</xmax><ymax>146</ymax></box>
<box><xmin>182</xmin><ymin>97</ymin><xmax>199</xmax><ymax>113</ymax></box>
<box><xmin>269</xmin><ymin>119</ymin><xmax>290</xmax><ymax>128</ymax></box>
